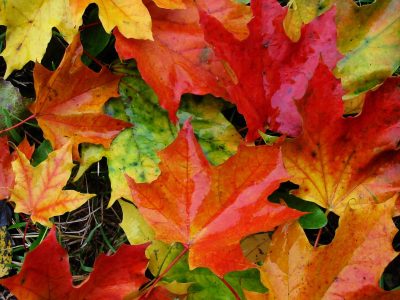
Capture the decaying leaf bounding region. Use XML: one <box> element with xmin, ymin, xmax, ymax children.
<box><xmin>10</xmin><ymin>141</ymin><xmax>95</xmax><ymax>227</ymax></box>
<box><xmin>0</xmin><ymin>227</ymin><xmax>149</xmax><ymax>299</ymax></box>
<box><xmin>282</xmin><ymin>63</ymin><xmax>400</xmax><ymax>215</ymax></box>
<box><xmin>127</xmin><ymin>121</ymin><xmax>303</xmax><ymax>276</ymax></box>
<box><xmin>30</xmin><ymin>34</ymin><xmax>131</xmax><ymax>160</ymax></box>
<box><xmin>261</xmin><ymin>199</ymin><xmax>400</xmax><ymax>299</ymax></box>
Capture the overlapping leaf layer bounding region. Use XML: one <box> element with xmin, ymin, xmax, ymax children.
<box><xmin>0</xmin><ymin>0</ymin><xmax>399</xmax><ymax>299</ymax></box>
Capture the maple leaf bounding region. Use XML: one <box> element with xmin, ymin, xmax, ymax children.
<box><xmin>29</xmin><ymin>34</ymin><xmax>132</xmax><ymax>160</ymax></box>
<box><xmin>0</xmin><ymin>136</ymin><xmax>34</xmax><ymax>200</ymax></box>
<box><xmin>70</xmin><ymin>0</ymin><xmax>153</xmax><ymax>41</ymax></box>
<box><xmin>0</xmin><ymin>0</ymin><xmax>75</xmax><ymax>78</ymax></box>
<box><xmin>114</xmin><ymin>0</ymin><xmax>251</xmax><ymax>122</ymax></box>
<box><xmin>75</xmin><ymin>70</ymin><xmax>241</xmax><ymax>207</ymax></box>
<box><xmin>335</xmin><ymin>0</ymin><xmax>400</xmax><ymax>98</ymax></box>
<box><xmin>0</xmin><ymin>227</ymin><xmax>149</xmax><ymax>299</ymax></box>
<box><xmin>282</xmin><ymin>62</ymin><xmax>400</xmax><ymax>215</ymax></box>
<box><xmin>10</xmin><ymin>141</ymin><xmax>95</xmax><ymax>227</ymax></box>
<box><xmin>261</xmin><ymin>199</ymin><xmax>400</xmax><ymax>299</ymax></box>
<box><xmin>126</xmin><ymin>121</ymin><xmax>303</xmax><ymax>276</ymax></box>
<box><xmin>200</xmin><ymin>0</ymin><xmax>341</xmax><ymax>139</ymax></box>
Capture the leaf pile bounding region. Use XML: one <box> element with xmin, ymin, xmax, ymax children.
<box><xmin>0</xmin><ymin>0</ymin><xmax>399</xmax><ymax>299</ymax></box>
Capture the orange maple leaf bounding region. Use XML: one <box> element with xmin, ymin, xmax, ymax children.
<box><xmin>0</xmin><ymin>228</ymin><xmax>149</xmax><ymax>299</ymax></box>
<box><xmin>126</xmin><ymin>121</ymin><xmax>303</xmax><ymax>276</ymax></box>
<box><xmin>261</xmin><ymin>198</ymin><xmax>400</xmax><ymax>299</ymax></box>
<box><xmin>30</xmin><ymin>34</ymin><xmax>132</xmax><ymax>160</ymax></box>
<box><xmin>282</xmin><ymin>63</ymin><xmax>400</xmax><ymax>215</ymax></box>
<box><xmin>10</xmin><ymin>141</ymin><xmax>95</xmax><ymax>227</ymax></box>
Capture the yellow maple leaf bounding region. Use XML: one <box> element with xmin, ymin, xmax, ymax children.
<box><xmin>10</xmin><ymin>141</ymin><xmax>95</xmax><ymax>227</ymax></box>
<box><xmin>69</xmin><ymin>0</ymin><xmax>160</xmax><ymax>41</ymax></box>
<box><xmin>0</xmin><ymin>0</ymin><xmax>76</xmax><ymax>78</ymax></box>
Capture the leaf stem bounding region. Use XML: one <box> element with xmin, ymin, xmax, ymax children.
<box><xmin>0</xmin><ymin>114</ymin><xmax>36</xmax><ymax>135</ymax></box>
<box><xmin>313</xmin><ymin>227</ymin><xmax>323</xmax><ymax>248</ymax></box>
<box><xmin>220</xmin><ymin>277</ymin><xmax>241</xmax><ymax>300</ymax></box>
<box><xmin>144</xmin><ymin>243</ymin><xmax>189</xmax><ymax>298</ymax></box>
<box><xmin>314</xmin><ymin>209</ymin><xmax>330</xmax><ymax>248</ymax></box>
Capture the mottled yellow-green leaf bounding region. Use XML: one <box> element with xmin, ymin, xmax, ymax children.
<box><xmin>76</xmin><ymin>67</ymin><xmax>241</xmax><ymax>207</ymax></box>
<box><xmin>178</xmin><ymin>95</ymin><xmax>242</xmax><ymax>166</ymax></box>
<box><xmin>0</xmin><ymin>0</ymin><xmax>75</xmax><ymax>77</ymax></box>
<box><xmin>335</xmin><ymin>0</ymin><xmax>400</xmax><ymax>97</ymax></box>
<box><xmin>0</xmin><ymin>227</ymin><xmax>11</xmax><ymax>277</ymax></box>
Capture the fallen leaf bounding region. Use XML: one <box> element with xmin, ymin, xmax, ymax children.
<box><xmin>261</xmin><ymin>199</ymin><xmax>400</xmax><ymax>299</ymax></box>
<box><xmin>30</xmin><ymin>34</ymin><xmax>132</xmax><ymax>160</ymax></box>
<box><xmin>114</xmin><ymin>0</ymin><xmax>251</xmax><ymax>122</ymax></box>
<box><xmin>75</xmin><ymin>69</ymin><xmax>241</xmax><ymax>206</ymax></box>
<box><xmin>195</xmin><ymin>0</ymin><xmax>252</xmax><ymax>41</ymax></box>
<box><xmin>241</xmin><ymin>233</ymin><xmax>271</xmax><ymax>264</ymax></box>
<box><xmin>0</xmin><ymin>227</ymin><xmax>149</xmax><ymax>299</ymax></box>
<box><xmin>0</xmin><ymin>136</ymin><xmax>35</xmax><ymax>200</ymax></box>
<box><xmin>152</xmin><ymin>242</ymin><xmax>268</xmax><ymax>299</ymax></box>
<box><xmin>0</xmin><ymin>79</ymin><xmax>27</xmax><ymax>130</ymax></box>
<box><xmin>10</xmin><ymin>141</ymin><xmax>95</xmax><ymax>227</ymax></box>
<box><xmin>282</xmin><ymin>63</ymin><xmax>400</xmax><ymax>215</ymax></box>
<box><xmin>283</xmin><ymin>0</ymin><xmax>321</xmax><ymax>42</ymax></box>
<box><xmin>127</xmin><ymin>121</ymin><xmax>303</xmax><ymax>276</ymax></box>
<box><xmin>0</xmin><ymin>0</ymin><xmax>75</xmax><ymax>77</ymax></box>
<box><xmin>69</xmin><ymin>0</ymin><xmax>154</xmax><ymax>40</ymax></box>
<box><xmin>200</xmin><ymin>0</ymin><xmax>341</xmax><ymax>139</ymax></box>
<box><xmin>335</xmin><ymin>0</ymin><xmax>400</xmax><ymax>98</ymax></box>
<box><xmin>119</xmin><ymin>200</ymin><xmax>155</xmax><ymax>245</ymax></box>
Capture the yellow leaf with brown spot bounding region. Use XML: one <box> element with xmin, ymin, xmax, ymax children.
<box><xmin>0</xmin><ymin>0</ymin><xmax>76</xmax><ymax>78</ymax></box>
